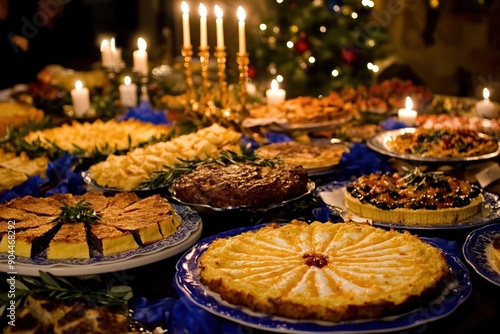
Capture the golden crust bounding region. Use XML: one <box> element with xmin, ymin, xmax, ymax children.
<box><xmin>344</xmin><ymin>191</ymin><xmax>483</xmax><ymax>225</ymax></box>
<box><xmin>200</xmin><ymin>220</ymin><xmax>450</xmax><ymax>322</ymax></box>
<box><xmin>255</xmin><ymin>141</ymin><xmax>349</xmax><ymax>169</ymax></box>
<box><xmin>491</xmin><ymin>236</ymin><xmax>500</xmax><ymax>273</ymax></box>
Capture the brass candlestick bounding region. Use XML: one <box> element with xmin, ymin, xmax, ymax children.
<box><xmin>181</xmin><ymin>45</ymin><xmax>195</xmax><ymax>113</ymax></box>
<box><xmin>214</xmin><ymin>47</ymin><xmax>228</xmax><ymax>109</ymax></box>
<box><xmin>198</xmin><ymin>46</ymin><xmax>211</xmax><ymax>110</ymax></box>
<box><xmin>236</xmin><ymin>52</ymin><xmax>249</xmax><ymax>113</ymax></box>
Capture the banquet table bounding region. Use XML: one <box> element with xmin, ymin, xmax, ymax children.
<box><xmin>125</xmin><ymin>193</ymin><xmax>500</xmax><ymax>334</ymax></box>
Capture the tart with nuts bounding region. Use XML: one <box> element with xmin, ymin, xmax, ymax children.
<box><xmin>344</xmin><ymin>168</ymin><xmax>484</xmax><ymax>226</ymax></box>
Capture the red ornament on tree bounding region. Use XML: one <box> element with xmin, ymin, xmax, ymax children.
<box><xmin>247</xmin><ymin>65</ymin><xmax>257</xmax><ymax>79</ymax></box>
<box><xmin>294</xmin><ymin>33</ymin><xmax>311</xmax><ymax>55</ymax></box>
<box><xmin>340</xmin><ymin>47</ymin><xmax>360</xmax><ymax>64</ymax></box>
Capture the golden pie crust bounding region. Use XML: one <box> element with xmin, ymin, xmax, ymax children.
<box><xmin>255</xmin><ymin>141</ymin><xmax>349</xmax><ymax>170</ymax></box>
<box><xmin>344</xmin><ymin>171</ymin><xmax>484</xmax><ymax>226</ymax></box>
<box><xmin>199</xmin><ymin>220</ymin><xmax>450</xmax><ymax>322</ymax></box>
<box><xmin>0</xmin><ymin>101</ymin><xmax>44</xmax><ymax>137</ymax></box>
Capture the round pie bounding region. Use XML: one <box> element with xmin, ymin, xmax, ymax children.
<box><xmin>344</xmin><ymin>169</ymin><xmax>483</xmax><ymax>225</ymax></box>
<box><xmin>199</xmin><ymin>220</ymin><xmax>450</xmax><ymax>322</ymax></box>
<box><xmin>255</xmin><ymin>141</ymin><xmax>349</xmax><ymax>170</ymax></box>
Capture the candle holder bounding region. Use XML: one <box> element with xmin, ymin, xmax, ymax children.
<box><xmin>236</xmin><ymin>52</ymin><xmax>249</xmax><ymax>113</ymax></box>
<box><xmin>198</xmin><ymin>46</ymin><xmax>211</xmax><ymax>110</ymax></box>
<box><xmin>214</xmin><ymin>47</ymin><xmax>228</xmax><ymax>109</ymax></box>
<box><xmin>181</xmin><ymin>45</ymin><xmax>195</xmax><ymax>113</ymax></box>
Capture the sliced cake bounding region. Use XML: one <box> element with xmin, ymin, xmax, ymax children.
<box><xmin>88</xmin><ymin>224</ymin><xmax>139</xmax><ymax>256</ymax></box>
<box><xmin>46</xmin><ymin>223</ymin><xmax>89</xmax><ymax>259</ymax></box>
<box><xmin>0</xmin><ymin>222</ymin><xmax>60</xmax><ymax>258</ymax></box>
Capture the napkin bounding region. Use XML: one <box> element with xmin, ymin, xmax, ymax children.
<box><xmin>318</xmin><ymin>187</ymin><xmax>372</xmax><ymax>224</ymax></box>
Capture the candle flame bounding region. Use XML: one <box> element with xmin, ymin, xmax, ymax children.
<box><xmin>199</xmin><ymin>3</ymin><xmax>207</xmax><ymax>17</ymax></box>
<box><xmin>110</xmin><ymin>37</ymin><xmax>116</xmax><ymax>51</ymax></box>
<box><xmin>100</xmin><ymin>39</ymin><xmax>109</xmax><ymax>51</ymax></box>
<box><xmin>215</xmin><ymin>4</ymin><xmax>223</xmax><ymax>19</ymax></box>
<box><xmin>75</xmin><ymin>80</ymin><xmax>83</xmax><ymax>90</ymax></box>
<box><xmin>181</xmin><ymin>1</ymin><xmax>189</xmax><ymax>14</ymax></box>
<box><xmin>271</xmin><ymin>79</ymin><xmax>279</xmax><ymax>91</ymax></box>
<box><xmin>237</xmin><ymin>6</ymin><xmax>246</xmax><ymax>21</ymax></box>
<box><xmin>124</xmin><ymin>76</ymin><xmax>131</xmax><ymax>85</ymax></box>
<box><xmin>405</xmin><ymin>96</ymin><xmax>413</xmax><ymax>111</ymax></box>
<box><xmin>138</xmin><ymin>37</ymin><xmax>147</xmax><ymax>51</ymax></box>
<box><xmin>483</xmin><ymin>88</ymin><xmax>490</xmax><ymax>100</ymax></box>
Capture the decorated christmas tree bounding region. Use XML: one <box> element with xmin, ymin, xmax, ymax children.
<box><xmin>252</xmin><ymin>0</ymin><xmax>390</xmax><ymax>98</ymax></box>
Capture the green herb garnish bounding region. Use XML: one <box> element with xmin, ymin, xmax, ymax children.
<box><xmin>53</xmin><ymin>200</ymin><xmax>101</xmax><ymax>224</ymax></box>
<box><xmin>400</xmin><ymin>166</ymin><xmax>445</xmax><ymax>187</ymax></box>
<box><xmin>139</xmin><ymin>149</ymin><xmax>282</xmax><ymax>189</ymax></box>
<box><xmin>0</xmin><ymin>271</ymin><xmax>133</xmax><ymax>316</ymax></box>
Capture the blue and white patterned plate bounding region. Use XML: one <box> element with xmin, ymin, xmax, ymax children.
<box><xmin>174</xmin><ymin>224</ymin><xmax>471</xmax><ymax>334</ymax></box>
<box><xmin>316</xmin><ymin>180</ymin><xmax>500</xmax><ymax>230</ymax></box>
<box><xmin>463</xmin><ymin>223</ymin><xmax>500</xmax><ymax>286</ymax></box>
<box><xmin>0</xmin><ymin>204</ymin><xmax>202</xmax><ymax>276</ymax></box>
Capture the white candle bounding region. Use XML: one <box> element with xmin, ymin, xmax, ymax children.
<box><xmin>71</xmin><ymin>80</ymin><xmax>90</xmax><ymax>118</ymax></box>
<box><xmin>199</xmin><ymin>3</ymin><xmax>208</xmax><ymax>48</ymax></box>
<box><xmin>266</xmin><ymin>79</ymin><xmax>286</xmax><ymax>105</ymax></box>
<box><xmin>214</xmin><ymin>5</ymin><xmax>224</xmax><ymax>49</ymax></box>
<box><xmin>109</xmin><ymin>37</ymin><xmax>122</xmax><ymax>68</ymax></box>
<box><xmin>237</xmin><ymin>6</ymin><xmax>246</xmax><ymax>54</ymax></box>
<box><xmin>133</xmin><ymin>37</ymin><xmax>148</xmax><ymax>75</ymax></box>
<box><xmin>476</xmin><ymin>88</ymin><xmax>497</xmax><ymax>119</ymax></box>
<box><xmin>119</xmin><ymin>76</ymin><xmax>137</xmax><ymax>108</ymax></box>
<box><xmin>100</xmin><ymin>39</ymin><xmax>112</xmax><ymax>67</ymax></box>
<box><xmin>397</xmin><ymin>96</ymin><xmax>418</xmax><ymax>126</ymax></box>
<box><xmin>181</xmin><ymin>1</ymin><xmax>191</xmax><ymax>47</ymax></box>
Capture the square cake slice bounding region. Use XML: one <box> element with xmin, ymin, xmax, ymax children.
<box><xmin>88</xmin><ymin>224</ymin><xmax>139</xmax><ymax>256</ymax></box>
<box><xmin>47</xmin><ymin>223</ymin><xmax>89</xmax><ymax>259</ymax></box>
<box><xmin>0</xmin><ymin>222</ymin><xmax>60</xmax><ymax>258</ymax></box>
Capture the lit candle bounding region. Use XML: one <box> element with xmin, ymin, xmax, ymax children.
<box><xmin>100</xmin><ymin>39</ymin><xmax>112</xmax><ymax>68</ymax></box>
<box><xmin>119</xmin><ymin>76</ymin><xmax>138</xmax><ymax>108</ymax></box>
<box><xmin>109</xmin><ymin>37</ymin><xmax>122</xmax><ymax>68</ymax></box>
<box><xmin>476</xmin><ymin>88</ymin><xmax>497</xmax><ymax>119</ymax></box>
<box><xmin>397</xmin><ymin>96</ymin><xmax>418</xmax><ymax>126</ymax></box>
<box><xmin>199</xmin><ymin>3</ymin><xmax>208</xmax><ymax>48</ymax></box>
<box><xmin>71</xmin><ymin>80</ymin><xmax>90</xmax><ymax>118</ymax></box>
<box><xmin>181</xmin><ymin>1</ymin><xmax>191</xmax><ymax>47</ymax></box>
<box><xmin>237</xmin><ymin>6</ymin><xmax>246</xmax><ymax>54</ymax></box>
<box><xmin>214</xmin><ymin>5</ymin><xmax>224</xmax><ymax>49</ymax></box>
<box><xmin>266</xmin><ymin>79</ymin><xmax>286</xmax><ymax>105</ymax></box>
<box><xmin>133</xmin><ymin>37</ymin><xmax>148</xmax><ymax>75</ymax></box>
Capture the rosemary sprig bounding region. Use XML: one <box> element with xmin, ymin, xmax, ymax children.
<box><xmin>400</xmin><ymin>166</ymin><xmax>444</xmax><ymax>187</ymax></box>
<box><xmin>0</xmin><ymin>271</ymin><xmax>133</xmax><ymax>316</ymax></box>
<box><xmin>139</xmin><ymin>149</ymin><xmax>282</xmax><ymax>189</ymax></box>
<box><xmin>53</xmin><ymin>200</ymin><xmax>101</xmax><ymax>224</ymax></box>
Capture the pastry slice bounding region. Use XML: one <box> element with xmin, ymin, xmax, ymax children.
<box><xmin>8</xmin><ymin>196</ymin><xmax>62</xmax><ymax>216</ymax></box>
<box><xmin>99</xmin><ymin>215</ymin><xmax>163</xmax><ymax>246</ymax></box>
<box><xmin>0</xmin><ymin>215</ymin><xmax>56</xmax><ymax>233</ymax></box>
<box><xmin>0</xmin><ymin>222</ymin><xmax>60</xmax><ymax>258</ymax></box>
<box><xmin>88</xmin><ymin>224</ymin><xmax>139</xmax><ymax>256</ymax></box>
<box><xmin>46</xmin><ymin>223</ymin><xmax>89</xmax><ymax>259</ymax></box>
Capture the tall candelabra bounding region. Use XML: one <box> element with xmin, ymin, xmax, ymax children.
<box><xmin>181</xmin><ymin>45</ymin><xmax>195</xmax><ymax>114</ymax></box>
<box><xmin>198</xmin><ymin>46</ymin><xmax>211</xmax><ymax>111</ymax></box>
<box><xmin>214</xmin><ymin>47</ymin><xmax>228</xmax><ymax>109</ymax></box>
<box><xmin>236</xmin><ymin>52</ymin><xmax>249</xmax><ymax>114</ymax></box>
